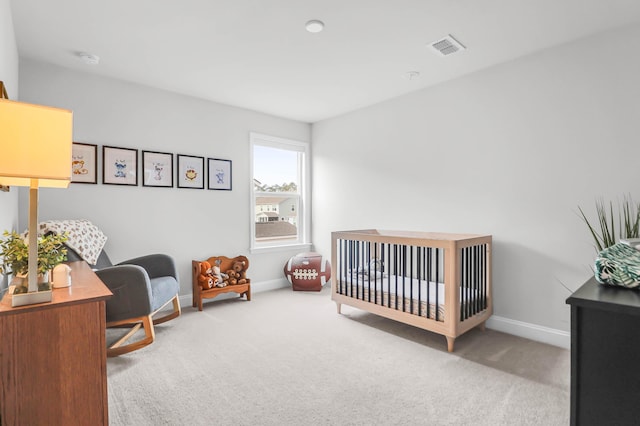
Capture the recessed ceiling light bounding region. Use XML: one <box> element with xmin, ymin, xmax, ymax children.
<box><xmin>78</xmin><ymin>52</ymin><xmax>100</xmax><ymax>65</ymax></box>
<box><xmin>305</xmin><ymin>20</ymin><xmax>324</xmax><ymax>33</ymax></box>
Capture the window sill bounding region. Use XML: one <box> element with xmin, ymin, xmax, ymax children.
<box><xmin>250</xmin><ymin>243</ymin><xmax>312</xmax><ymax>255</ymax></box>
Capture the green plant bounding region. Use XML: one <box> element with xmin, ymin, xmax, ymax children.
<box><xmin>579</xmin><ymin>197</ymin><xmax>640</xmax><ymax>252</ymax></box>
<box><xmin>0</xmin><ymin>230</ymin><xmax>68</xmax><ymax>277</ymax></box>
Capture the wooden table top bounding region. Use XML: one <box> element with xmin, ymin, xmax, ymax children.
<box><xmin>0</xmin><ymin>261</ymin><xmax>112</xmax><ymax>315</ymax></box>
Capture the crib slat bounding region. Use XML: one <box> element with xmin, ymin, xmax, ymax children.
<box><xmin>470</xmin><ymin>246</ymin><xmax>474</xmax><ymax>319</ymax></box>
<box><xmin>410</xmin><ymin>246</ymin><xmax>414</xmax><ymax>315</ymax></box>
<box><xmin>341</xmin><ymin>239</ymin><xmax>345</xmax><ymax>295</ymax></box>
<box><xmin>373</xmin><ymin>243</ymin><xmax>378</xmax><ymax>303</ymax></box>
<box><xmin>460</xmin><ymin>248</ymin><xmax>465</xmax><ymax>322</ymax></box>
<box><xmin>471</xmin><ymin>246</ymin><xmax>476</xmax><ymax>317</ymax></box>
<box><xmin>362</xmin><ymin>240</ymin><xmax>367</xmax><ymax>301</ymax></box>
<box><xmin>417</xmin><ymin>246</ymin><xmax>422</xmax><ymax>317</ymax></box>
<box><xmin>435</xmin><ymin>248</ymin><xmax>440</xmax><ymax>322</ymax></box>
<box><xmin>482</xmin><ymin>244</ymin><xmax>487</xmax><ymax>310</ymax></box>
<box><xmin>476</xmin><ymin>245</ymin><xmax>480</xmax><ymax>311</ymax></box>
<box><xmin>477</xmin><ymin>246</ymin><xmax>480</xmax><ymax>314</ymax></box>
<box><xmin>467</xmin><ymin>247</ymin><xmax>472</xmax><ymax>320</ymax></box>
<box><xmin>461</xmin><ymin>248</ymin><xmax>464</xmax><ymax>321</ymax></box>
<box><xmin>393</xmin><ymin>244</ymin><xmax>398</xmax><ymax>310</ymax></box>
<box><xmin>351</xmin><ymin>240</ymin><xmax>355</xmax><ymax>298</ymax></box>
<box><xmin>462</xmin><ymin>247</ymin><xmax>467</xmax><ymax>320</ymax></box>
<box><xmin>427</xmin><ymin>247</ymin><xmax>431</xmax><ymax>320</ymax></box>
<box><xmin>402</xmin><ymin>245</ymin><xmax>406</xmax><ymax>313</ymax></box>
<box><xmin>356</xmin><ymin>240</ymin><xmax>360</xmax><ymax>300</ymax></box>
<box><xmin>471</xmin><ymin>245</ymin><xmax>476</xmax><ymax>317</ymax></box>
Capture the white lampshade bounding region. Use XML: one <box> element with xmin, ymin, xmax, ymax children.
<box><xmin>0</xmin><ymin>98</ymin><xmax>73</xmax><ymax>188</ymax></box>
<box><xmin>0</xmin><ymin>97</ymin><xmax>73</xmax><ymax>303</ymax></box>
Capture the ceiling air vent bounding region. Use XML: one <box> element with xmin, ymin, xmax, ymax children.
<box><xmin>430</xmin><ymin>34</ymin><xmax>466</xmax><ymax>56</ymax></box>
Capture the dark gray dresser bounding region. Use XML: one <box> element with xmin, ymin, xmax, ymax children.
<box><xmin>566</xmin><ymin>277</ymin><xmax>640</xmax><ymax>426</ymax></box>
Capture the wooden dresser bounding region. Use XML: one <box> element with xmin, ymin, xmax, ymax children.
<box><xmin>0</xmin><ymin>261</ymin><xmax>112</xmax><ymax>425</ymax></box>
<box><xmin>566</xmin><ymin>276</ymin><xmax>640</xmax><ymax>426</ymax></box>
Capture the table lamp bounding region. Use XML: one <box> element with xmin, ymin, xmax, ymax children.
<box><xmin>0</xmin><ymin>96</ymin><xmax>73</xmax><ymax>306</ymax></box>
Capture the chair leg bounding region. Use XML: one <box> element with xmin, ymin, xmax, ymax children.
<box><xmin>153</xmin><ymin>294</ymin><xmax>182</xmax><ymax>325</ymax></box>
<box><xmin>107</xmin><ymin>315</ymin><xmax>155</xmax><ymax>357</ymax></box>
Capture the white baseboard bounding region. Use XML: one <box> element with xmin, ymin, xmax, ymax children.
<box><xmin>179</xmin><ymin>279</ymin><xmax>289</xmax><ymax>308</ymax></box>
<box><xmin>486</xmin><ymin>315</ymin><xmax>570</xmax><ymax>350</ymax></box>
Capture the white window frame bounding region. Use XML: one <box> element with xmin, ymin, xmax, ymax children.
<box><xmin>250</xmin><ymin>132</ymin><xmax>311</xmax><ymax>254</ymax></box>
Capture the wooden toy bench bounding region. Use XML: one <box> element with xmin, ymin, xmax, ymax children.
<box><xmin>191</xmin><ymin>255</ymin><xmax>251</xmax><ymax>311</ymax></box>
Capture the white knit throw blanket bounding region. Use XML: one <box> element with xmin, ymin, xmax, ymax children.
<box><xmin>39</xmin><ymin>219</ymin><xmax>107</xmax><ymax>265</ymax></box>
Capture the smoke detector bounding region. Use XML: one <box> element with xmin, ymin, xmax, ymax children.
<box><xmin>78</xmin><ymin>52</ymin><xmax>100</xmax><ymax>65</ymax></box>
<box><xmin>403</xmin><ymin>71</ymin><xmax>421</xmax><ymax>80</ymax></box>
<box><xmin>305</xmin><ymin>20</ymin><xmax>324</xmax><ymax>33</ymax></box>
<box><xmin>429</xmin><ymin>35</ymin><xmax>466</xmax><ymax>56</ymax></box>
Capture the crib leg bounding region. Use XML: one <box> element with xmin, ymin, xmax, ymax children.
<box><xmin>445</xmin><ymin>336</ymin><xmax>455</xmax><ymax>353</ymax></box>
<box><xmin>335</xmin><ymin>302</ymin><xmax>342</xmax><ymax>314</ymax></box>
<box><xmin>479</xmin><ymin>321</ymin><xmax>486</xmax><ymax>332</ymax></box>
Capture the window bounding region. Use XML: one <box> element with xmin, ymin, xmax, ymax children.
<box><xmin>250</xmin><ymin>133</ymin><xmax>310</xmax><ymax>252</ymax></box>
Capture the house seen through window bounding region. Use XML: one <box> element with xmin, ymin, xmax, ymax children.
<box><xmin>250</xmin><ymin>133</ymin><xmax>309</xmax><ymax>251</ymax></box>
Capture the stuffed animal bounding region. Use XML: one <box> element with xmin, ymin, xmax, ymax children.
<box><xmin>198</xmin><ymin>261</ymin><xmax>215</xmax><ymax>290</ymax></box>
<box><xmin>212</xmin><ymin>260</ymin><xmax>228</xmax><ymax>287</ymax></box>
<box><xmin>225</xmin><ymin>268</ymin><xmax>238</xmax><ymax>286</ymax></box>
<box><xmin>232</xmin><ymin>260</ymin><xmax>248</xmax><ymax>285</ymax></box>
<box><xmin>200</xmin><ymin>261</ymin><xmax>213</xmax><ymax>276</ymax></box>
<box><xmin>198</xmin><ymin>274</ymin><xmax>214</xmax><ymax>290</ymax></box>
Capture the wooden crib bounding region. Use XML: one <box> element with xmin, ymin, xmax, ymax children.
<box><xmin>331</xmin><ymin>230</ymin><xmax>492</xmax><ymax>352</ymax></box>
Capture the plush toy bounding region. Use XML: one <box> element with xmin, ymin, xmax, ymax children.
<box><xmin>200</xmin><ymin>261</ymin><xmax>213</xmax><ymax>276</ymax></box>
<box><xmin>198</xmin><ymin>261</ymin><xmax>215</xmax><ymax>290</ymax></box>
<box><xmin>212</xmin><ymin>260</ymin><xmax>228</xmax><ymax>287</ymax></box>
<box><xmin>198</xmin><ymin>261</ymin><xmax>216</xmax><ymax>290</ymax></box>
<box><xmin>198</xmin><ymin>274</ymin><xmax>214</xmax><ymax>290</ymax></box>
<box><xmin>225</xmin><ymin>268</ymin><xmax>238</xmax><ymax>286</ymax></box>
<box><xmin>232</xmin><ymin>260</ymin><xmax>248</xmax><ymax>285</ymax></box>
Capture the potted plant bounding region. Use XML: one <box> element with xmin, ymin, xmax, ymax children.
<box><xmin>0</xmin><ymin>230</ymin><xmax>68</xmax><ymax>293</ymax></box>
<box><xmin>579</xmin><ymin>196</ymin><xmax>640</xmax><ymax>252</ymax></box>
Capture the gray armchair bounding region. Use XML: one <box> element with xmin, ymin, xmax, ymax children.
<box><xmin>66</xmin><ymin>247</ymin><xmax>181</xmax><ymax>357</ymax></box>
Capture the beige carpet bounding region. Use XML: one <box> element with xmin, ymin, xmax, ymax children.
<box><xmin>107</xmin><ymin>285</ymin><xmax>570</xmax><ymax>425</ymax></box>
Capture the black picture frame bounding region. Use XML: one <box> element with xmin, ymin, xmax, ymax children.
<box><xmin>142</xmin><ymin>150</ymin><xmax>173</xmax><ymax>188</ymax></box>
<box><xmin>71</xmin><ymin>142</ymin><xmax>98</xmax><ymax>184</ymax></box>
<box><xmin>207</xmin><ymin>158</ymin><xmax>232</xmax><ymax>191</ymax></box>
<box><xmin>176</xmin><ymin>154</ymin><xmax>204</xmax><ymax>189</ymax></box>
<box><xmin>102</xmin><ymin>146</ymin><xmax>138</xmax><ymax>186</ymax></box>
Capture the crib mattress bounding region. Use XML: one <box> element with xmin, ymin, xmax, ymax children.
<box><xmin>338</xmin><ymin>274</ymin><xmax>480</xmax><ymax>322</ymax></box>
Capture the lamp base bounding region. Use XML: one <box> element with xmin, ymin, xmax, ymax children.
<box><xmin>11</xmin><ymin>288</ymin><xmax>53</xmax><ymax>307</ymax></box>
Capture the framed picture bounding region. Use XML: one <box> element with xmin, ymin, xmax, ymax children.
<box><xmin>71</xmin><ymin>142</ymin><xmax>98</xmax><ymax>184</ymax></box>
<box><xmin>207</xmin><ymin>158</ymin><xmax>232</xmax><ymax>191</ymax></box>
<box><xmin>142</xmin><ymin>151</ymin><xmax>173</xmax><ymax>187</ymax></box>
<box><xmin>103</xmin><ymin>146</ymin><xmax>138</xmax><ymax>186</ymax></box>
<box><xmin>177</xmin><ymin>154</ymin><xmax>204</xmax><ymax>189</ymax></box>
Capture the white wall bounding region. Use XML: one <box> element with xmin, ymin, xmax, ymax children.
<box><xmin>18</xmin><ymin>59</ymin><xmax>311</xmax><ymax>296</ymax></box>
<box><xmin>0</xmin><ymin>0</ymin><xmax>17</xmax><ymax>99</ymax></box>
<box><xmin>0</xmin><ymin>0</ymin><xmax>19</xmax><ymax>289</ymax></box>
<box><xmin>311</xmin><ymin>22</ymin><xmax>640</xmax><ymax>343</ymax></box>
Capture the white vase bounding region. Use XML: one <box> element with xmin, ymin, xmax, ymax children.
<box><xmin>12</xmin><ymin>271</ymin><xmax>50</xmax><ymax>291</ymax></box>
<box><xmin>37</xmin><ymin>270</ymin><xmax>50</xmax><ymax>284</ymax></box>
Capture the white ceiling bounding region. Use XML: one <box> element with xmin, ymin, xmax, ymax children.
<box><xmin>10</xmin><ymin>0</ymin><xmax>640</xmax><ymax>123</ymax></box>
